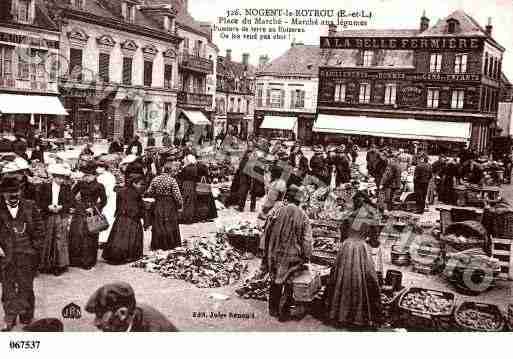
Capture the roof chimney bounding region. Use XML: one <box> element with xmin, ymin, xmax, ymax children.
<box><xmin>420</xmin><ymin>10</ymin><xmax>430</xmax><ymax>32</ymax></box>
<box><xmin>242</xmin><ymin>53</ymin><xmax>249</xmax><ymax>66</ymax></box>
<box><xmin>328</xmin><ymin>23</ymin><xmax>337</xmax><ymax>37</ymax></box>
<box><xmin>486</xmin><ymin>17</ymin><xmax>493</xmax><ymax>36</ymax></box>
<box><xmin>259</xmin><ymin>55</ymin><xmax>269</xmax><ymax>66</ymax></box>
<box><xmin>226</xmin><ymin>49</ymin><xmax>232</xmax><ymax>61</ymax></box>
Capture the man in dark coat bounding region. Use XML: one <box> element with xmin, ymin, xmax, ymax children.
<box><xmin>380</xmin><ymin>152</ymin><xmax>402</xmax><ymax>211</ymax></box>
<box><xmin>12</xmin><ymin>133</ymin><xmax>28</xmax><ymax>160</ymax></box>
<box><xmin>126</xmin><ymin>135</ymin><xmax>143</xmax><ymax>156</ymax></box>
<box><xmin>0</xmin><ymin>178</ymin><xmax>44</xmax><ymax>331</ymax></box>
<box><xmin>288</xmin><ymin>144</ymin><xmax>309</xmax><ymax>187</ymax></box>
<box><xmin>413</xmin><ymin>154</ymin><xmax>432</xmax><ymax>214</ymax></box>
<box><xmin>309</xmin><ymin>146</ymin><xmax>329</xmax><ymax>187</ymax></box>
<box><xmin>146</xmin><ymin>132</ymin><xmax>156</xmax><ymax>147</ymax></box>
<box><xmin>237</xmin><ymin>150</ymin><xmax>265</xmax><ymax>212</ymax></box>
<box><xmin>333</xmin><ymin>146</ymin><xmax>351</xmax><ymax>186</ymax></box>
<box><xmin>108</xmin><ymin>137</ymin><xmax>124</xmax><ymax>154</ymax></box>
<box><xmin>161</xmin><ymin>132</ymin><xmax>172</xmax><ymax>147</ymax></box>
<box><xmin>85</xmin><ymin>282</ymin><xmax>178</xmax><ymax>332</ymax></box>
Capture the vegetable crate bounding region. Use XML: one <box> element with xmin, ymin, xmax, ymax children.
<box><xmin>491</xmin><ymin>237</ymin><xmax>513</xmax><ymax>280</ymax></box>
<box><xmin>454</xmin><ymin>301</ymin><xmax>506</xmax><ymax>332</ymax></box>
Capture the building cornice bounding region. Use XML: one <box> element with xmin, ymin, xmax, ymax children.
<box><xmin>0</xmin><ymin>21</ymin><xmax>60</xmax><ymax>37</ymax></box>
<box><xmin>60</xmin><ymin>7</ymin><xmax>182</xmax><ymax>45</ymax></box>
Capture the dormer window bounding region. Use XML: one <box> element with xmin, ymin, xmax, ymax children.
<box><xmin>123</xmin><ymin>2</ymin><xmax>136</xmax><ymax>23</ymax></box>
<box><xmin>447</xmin><ymin>19</ymin><xmax>459</xmax><ymax>34</ymax></box>
<box><xmin>71</xmin><ymin>0</ymin><xmax>85</xmax><ymax>9</ymax></box>
<box><xmin>15</xmin><ymin>0</ymin><xmax>34</xmax><ymax>24</ymax></box>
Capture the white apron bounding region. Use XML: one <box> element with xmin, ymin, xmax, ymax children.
<box><xmin>97</xmin><ymin>171</ymin><xmax>117</xmax><ymax>244</ymax></box>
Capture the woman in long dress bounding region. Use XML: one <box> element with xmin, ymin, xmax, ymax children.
<box><xmin>37</xmin><ymin>163</ymin><xmax>73</xmax><ymax>276</ymax></box>
<box><xmin>146</xmin><ymin>162</ymin><xmax>183</xmax><ymax>251</ymax></box>
<box><xmin>69</xmin><ymin>162</ymin><xmax>107</xmax><ymax>270</ymax></box>
<box><xmin>96</xmin><ymin>160</ymin><xmax>117</xmax><ymax>248</ymax></box>
<box><xmin>326</xmin><ymin>191</ymin><xmax>382</xmax><ymax>330</ymax></box>
<box><xmin>178</xmin><ymin>155</ymin><xmax>199</xmax><ymax>224</ymax></box>
<box><xmin>102</xmin><ymin>174</ymin><xmax>146</xmax><ymax>264</ymax></box>
<box><xmin>196</xmin><ymin>160</ymin><xmax>218</xmax><ymax>222</ymax></box>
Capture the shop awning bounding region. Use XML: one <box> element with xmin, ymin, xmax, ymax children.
<box><xmin>260</xmin><ymin>116</ymin><xmax>297</xmax><ymax>131</ymax></box>
<box><xmin>313</xmin><ymin>114</ymin><xmax>471</xmax><ymax>142</ymax></box>
<box><xmin>179</xmin><ymin>110</ymin><xmax>210</xmax><ymax>126</ymax></box>
<box><xmin>0</xmin><ymin>94</ymin><xmax>68</xmax><ymax>115</ymax></box>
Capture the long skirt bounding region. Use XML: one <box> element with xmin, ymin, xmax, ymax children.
<box><xmin>99</xmin><ymin>192</ymin><xmax>116</xmax><ymax>245</ymax></box>
<box><xmin>151</xmin><ymin>197</ymin><xmax>181</xmax><ymax>251</ymax></box>
<box><xmin>326</xmin><ymin>237</ymin><xmax>382</xmax><ymax>329</ymax></box>
<box><xmin>181</xmin><ymin>180</ymin><xmax>197</xmax><ymax>224</ymax></box>
<box><xmin>102</xmin><ymin>216</ymin><xmax>143</xmax><ymax>264</ymax></box>
<box><xmin>40</xmin><ymin>214</ymin><xmax>71</xmax><ymax>273</ymax></box>
<box><xmin>69</xmin><ymin>212</ymin><xmax>99</xmax><ymax>269</ymax></box>
<box><xmin>196</xmin><ymin>193</ymin><xmax>218</xmax><ymax>221</ymax></box>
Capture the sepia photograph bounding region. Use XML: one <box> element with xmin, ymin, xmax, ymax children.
<box><xmin>0</xmin><ymin>0</ymin><xmax>512</xmax><ymax>350</ymax></box>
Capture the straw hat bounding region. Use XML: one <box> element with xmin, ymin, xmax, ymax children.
<box><xmin>47</xmin><ymin>163</ymin><xmax>72</xmax><ymax>177</ymax></box>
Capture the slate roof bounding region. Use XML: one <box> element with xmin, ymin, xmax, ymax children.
<box><xmin>258</xmin><ymin>44</ymin><xmax>323</xmax><ymax>77</ymax></box>
<box><xmin>217</xmin><ymin>56</ymin><xmax>256</xmax><ymax>78</ymax></box>
<box><xmin>146</xmin><ymin>0</ymin><xmax>211</xmax><ymax>36</ymax></box>
<box><xmin>0</xmin><ymin>0</ymin><xmax>59</xmax><ymax>31</ymax></box>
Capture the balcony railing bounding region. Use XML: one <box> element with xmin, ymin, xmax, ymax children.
<box><xmin>177</xmin><ymin>91</ymin><xmax>213</xmax><ymax>107</ymax></box>
<box><xmin>179</xmin><ymin>52</ymin><xmax>214</xmax><ymax>74</ymax></box>
<box><xmin>0</xmin><ymin>76</ymin><xmax>57</xmax><ymax>93</ymax></box>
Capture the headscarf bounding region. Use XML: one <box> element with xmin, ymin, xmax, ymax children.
<box><xmin>85</xmin><ymin>282</ymin><xmax>136</xmax><ymax>315</ymax></box>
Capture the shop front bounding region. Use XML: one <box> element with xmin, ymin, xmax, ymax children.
<box><xmin>0</xmin><ymin>93</ymin><xmax>68</xmax><ymax>144</ymax></box>
<box><xmin>259</xmin><ymin>115</ymin><xmax>298</xmax><ymax>141</ymax></box>
<box><xmin>176</xmin><ymin>109</ymin><xmax>211</xmax><ymax>145</ymax></box>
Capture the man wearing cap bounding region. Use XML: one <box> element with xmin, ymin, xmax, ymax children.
<box><xmin>86</xmin><ymin>282</ymin><xmax>178</xmax><ymax>332</ymax></box>
<box><xmin>36</xmin><ymin>163</ymin><xmax>74</xmax><ymax>275</ymax></box>
<box><xmin>379</xmin><ymin>152</ymin><xmax>402</xmax><ymax>211</ymax></box>
<box><xmin>0</xmin><ymin>178</ymin><xmax>44</xmax><ymax>331</ymax></box>
<box><xmin>333</xmin><ymin>146</ymin><xmax>351</xmax><ymax>187</ymax></box>
<box><xmin>310</xmin><ymin>146</ymin><xmax>329</xmax><ymax>186</ymax></box>
<box><xmin>126</xmin><ymin>135</ymin><xmax>143</xmax><ymax>156</ymax></box>
<box><xmin>261</xmin><ymin>185</ymin><xmax>312</xmax><ymax>321</ymax></box>
<box><xmin>108</xmin><ymin>137</ymin><xmax>124</xmax><ymax>154</ymax></box>
<box><xmin>413</xmin><ymin>154</ymin><xmax>432</xmax><ymax>214</ymax></box>
<box><xmin>1</xmin><ymin>155</ymin><xmax>36</xmax><ymax>201</ymax></box>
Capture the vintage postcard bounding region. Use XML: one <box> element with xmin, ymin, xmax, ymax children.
<box><xmin>0</xmin><ymin>0</ymin><xmax>511</xmax><ymax>348</ymax></box>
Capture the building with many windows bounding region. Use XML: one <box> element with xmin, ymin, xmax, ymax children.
<box><xmin>254</xmin><ymin>42</ymin><xmax>324</xmax><ymax>144</ymax></box>
<box><xmin>214</xmin><ymin>49</ymin><xmax>255</xmax><ymax>140</ymax></box>
<box><xmin>0</xmin><ymin>0</ymin><xmax>67</xmax><ymax>139</ymax></box>
<box><xmin>315</xmin><ymin>10</ymin><xmax>505</xmax><ymax>152</ymax></box>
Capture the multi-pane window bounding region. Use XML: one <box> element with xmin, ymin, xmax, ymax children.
<box><xmin>122</xmin><ymin>57</ymin><xmax>132</xmax><ymax>85</ymax></box>
<box><xmin>72</xmin><ymin>0</ymin><xmax>84</xmax><ymax>8</ymax></box>
<box><xmin>18</xmin><ymin>54</ymin><xmax>29</xmax><ymax>79</ymax></box>
<box><xmin>334</xmin><ymin>83</ymin><xmax>346</xmax><ymax>102</ymax></box>
<box><xmin>246</xmin><ymin>100</ymin><xmax>249</xmax><ymax>114</ymax></box>
<box><xmin>195</xmin><ymin>40</ymin><xmax>202</xmax><ymax>57</ymax></box>
<box><xmin>0</xmin><ymin>47</ymin><xmax>13</xmax><ymax>79</ymax></box>
<box><xmin>164</xmin><ymin>64</ymin><xmax>173</xmax><ymax>89</ymax></box>
<box><xmin>451</xmin><ymin>90</ymin><xmax>465</xmax><ymax>109</ymax></box>
<box><xmin>183</xmin><ymin>38</ymin><xmax>189</xmax><ymax>53</ymax></box>
<box><xmin>290</xmin><ymin>89</ymin><xmax>305</xmax><ymax>108</ymax></box>
<box><xmin>237</xmin><ymin>98</ymin><xmax>242</xmax><ymax>112</ymax></box>
<box><xmin>229</xmin><ymin>98</ymin><xmax>234</xmax><ymax>112</ymax></box>
<box><xmin>69</xmin><ymin>48</ymin><xmax>83</xmax><ymax>81</ymax></box>
<box><xmin>98</xmin><ymin>53</ymin><xmax>110</xmax><ymax>82</ymax></box>
<box><xmin>126</xmin><ymin>3</ymin><xmax>135</xmax><ymax>23</ymax></box>
<box><xmin>384</xmin><ymin>83</ymin><xmax>397</xmax><ymax>105</ymax></box>
<box><xmin>256</xmin><ymin>83</ymin><xmax>263</xmax><ymax>107</ymax></box>
<box><xmin>454</xmin><ymin>54</ymin><xmax>467</xmax><ymax>73</ymax></box>
<box><xmin>363</xmin><ymin>50</ymin><xmax>374</xmax><ymax>66</ymax></box>
<box><xmin>270</xmin><ymin>89</ymin><xmax>283</xmax><ymax>108</ymax></box>
<box><xmin>17</xmin><ymin>0</ymin><xmax>31</xmax><ymax>23</ymax></box>
<box><xmin>430</xmin><ymin>53</ymin><xmax>442</xmax><ymax>72</ymax></box>
<box><xmin>143</xmin><ymin>61</ymin><xmax>153</xmax><ymax>87</ymax></box>
<box><xmin>427</xmin><ymin>88</ymin><xmax>440</xmax><ymax>108</ymax></box>
<box><xmin>359</xmin><ymin>83</ymin><xmax>371</xmax><ymax>104</ymax></box>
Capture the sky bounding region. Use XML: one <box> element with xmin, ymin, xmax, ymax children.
<box><xmin>188</xmin><ymin>0</ymin><xmax>513</xmax><ymax>78</ymax></box>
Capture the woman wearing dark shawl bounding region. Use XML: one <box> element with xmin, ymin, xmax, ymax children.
<box><xmin>178</xmin><ymin>155</ymin><xmax>199</xmax><ymax>224</ymax></box>
<box><xmin>102</xmin><ymin>174</ymin><xmax>146</xmax><ymax>264</ymax></box>
<box><xmin>146</xmin><ymin>163</ymin><xmax>183</xmax><ymax>250</ymax></box>
<box><xmin>196</xmin><ymin>160</ymin><xmax>218</xmax><ymax>221</ymax></box>
<box><xmin>261</xmin><ymin>185</ymin><xmax>313</xmax><ymax>321</ymax></box>
<box><xmin>326</xmin><ymin>191</ymin><xmax>382</xmax><ymax>330</ymax></box>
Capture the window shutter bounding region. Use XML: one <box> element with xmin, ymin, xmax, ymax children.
<box><xmin>290</xmin><ymin>90</ymin><xmax>295</xmax><ymax>108</ymax></box>
<box><xmin>144</xmin><ymin>61</ymin><xmax>153</xmax><ymax>87</ymax></box>
<box><xmin>99</xmin><ymin>53</ymin><xmax>110</xmax><ymax>82</ymax></box>
<box><xmin>266</xmin><ymin>89</ymin><xmax>271</xmax><ymax>106</ymax></box>
<box><xmin>280</xmin><ymin>89</ymin><xmax>285</xmax><ymax>108</ymax></box>
<box><xmin>122</xmin><ymin>57</ymin><xmax>132</xmax><ymax>85</ymax></box>
<box><xmin>356</xmin><ymin>50</ymin><xmax>364</xmax><ymax>66</ymax></box>
<box><xmin>69</xmin><ymin>48</ymin><xmax>83</xmax><ymax>81</ymax></box>
<box><xmin>301</xmin><ymin>90</ymin><xmax>305</xmax><ymax>106</ymax></box>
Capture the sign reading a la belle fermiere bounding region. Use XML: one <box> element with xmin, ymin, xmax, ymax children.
<box><xmin>320</xmin><ymin>36</ymin><xmax>484</xmax><ymax>51</ymax></box>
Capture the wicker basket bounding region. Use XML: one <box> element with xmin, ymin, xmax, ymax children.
<box><xmin>454</xmin><ymin>301</ymin><xmax>505</xmax><ymax>332</ymax></box>
<box><xmin>493</xmin><ymin>212</ymin><xmax>513</xmax><ymax>239</ymax></box>
<box><xmin>311</xmin><ymin>250</ymin><xmax>337</xmax><ymax>266</ymax></box>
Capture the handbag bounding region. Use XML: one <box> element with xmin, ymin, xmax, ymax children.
<box><xmin>86</xmin><ymin>207</ymin><xmax>109</xmax><ymax>234</ymax></box>
<box><xmin>196</xmin><ymin>176</ymin><xmax>211</xmax><ymax>195</ymax></box>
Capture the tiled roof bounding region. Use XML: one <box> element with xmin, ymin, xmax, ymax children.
<box><xmin>34</xmin><ymin>0</ymin><xmax>60</xmax><ymax>31</ymax></box>
<box><xmin>217</xmin><ymin>56</ymin><xmax>256</xmax><ymax>78</ymax></box>
<box><xmin>258</xmin><ymin>44</ymin><xmax>323</xmax><ymax>77</ymax></box>
<box><xmin>501</xmin><ymin>72</ymin><xmax>511</xmax><ymax>86</ymax></box>
<box><xmin>334</xmin><ymin>29</ymin><xmax>420</xmax><ymax>37</ymax></box>
<box><xmin>147</xmin><ymin>0</ymin><xmax>211</xmax><ymax>37</ymax></box>
<box><xmin>417</xmin><ymin>10</ymin><xmax>488</xmax><ymax>37</ymax></box>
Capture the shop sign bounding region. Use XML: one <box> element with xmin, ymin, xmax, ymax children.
<box><xmin>320</xmin><ymin>69</ymin><xmax>481</xmax><ymax>83</ymax></box>
<box><xmin>321</xmin><ymin>36</ymin><xmax>484</xmax><ymax>51</ymax></box>
<box><xmin>0</xmin><ymin>31</ymin><xmax>59</xmax><ymax>49</ymax></box>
